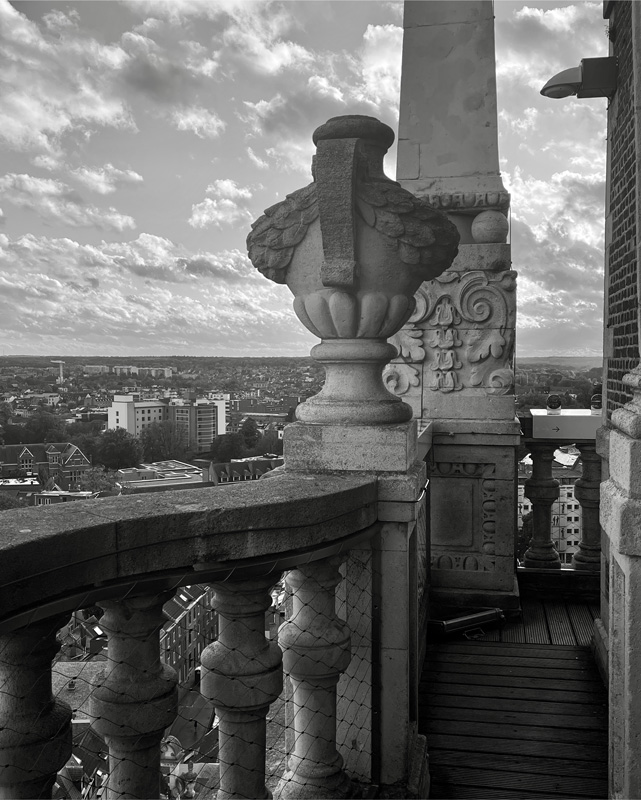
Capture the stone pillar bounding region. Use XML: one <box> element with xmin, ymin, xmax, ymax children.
<box><xmin>201</xmin><ymin>575</ymin><xmax>283</xmax><ymax>800</ymax></box>
<box><xmin>0</xmin><ymin>617</ymin><xmax>72</xmax><ymax>799</ymax></box>
<box><xmin>572</xmin><ymin>442</ymin><xmax>602</xmax><ymax>571</ymax></box>
<box><xmin>601</xmin><ymin>367</ymin><xmax>641</xmax><ymax>798</ymax></box>
<box><xmin>278</xmin><ymin>558</ymin><xmax>351</xmax><ymax>799</ymax></box>
<box><xmin>247</xmin><ymin>114</ymin><xmax>457</xmax><ymax>795</ymax></box>
<box><xmin>393</xmin><ymin>0</ymin><xmax>520</xmax><ymax>611</ymax></box>
<box><xmin>523</xmin><ymin>443</ymin><xmax>561</xmax><ymax>569</ymax></box>
<box><xmin>90</xmin><ymin>593</ymin><xmax>178</xmax><ymax>799</ymax></box>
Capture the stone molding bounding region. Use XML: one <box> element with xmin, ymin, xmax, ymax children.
<box><xmin>419</xmin><ymin>190</ymin><xmax>510</xmax><ymax>215</ymax></box>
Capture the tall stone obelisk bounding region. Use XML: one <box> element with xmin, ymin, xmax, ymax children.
<box><xmin>389</xmin><ymin>0</ymin><xmax>520</xmax><ymax>610</ymax></box>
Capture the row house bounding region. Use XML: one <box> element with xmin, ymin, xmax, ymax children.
<box><xmin>0</xmin><ymin>442</ymin><xmax>91</xmax><ymax>485</ymax></box>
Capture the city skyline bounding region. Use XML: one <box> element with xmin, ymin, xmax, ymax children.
<box><xmin>0</xmin><ymin>0</ymin><xmax>608</xmax><ymax>357</ymax></box>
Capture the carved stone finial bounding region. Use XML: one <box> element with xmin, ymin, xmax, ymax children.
<box><xmin>247</xmin><ymin>114</ymin><xmax>460</xmax><ymax>425</ymax></box>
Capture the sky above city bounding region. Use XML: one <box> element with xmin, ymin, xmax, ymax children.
<box><xmin>0</xmin><ymin>0</ymin><xmax>608</xmax><ymax>357</ymax></box>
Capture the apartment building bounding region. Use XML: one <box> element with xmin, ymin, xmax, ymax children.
<box><xmin>107</xmin><ymin>394</ymin><xmax>169</xmax><ymax>436</ymax></box>
<box><xmin>169</xmin><ymin>398</ymin><xmax>226</xmax><ymax>453</ymax></box>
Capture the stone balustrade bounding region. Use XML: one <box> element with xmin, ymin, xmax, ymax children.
<box><xmin>0</xmin><ymin>473</ymin><xmax>380</xmax><ymax>799</ymax></box>
<box><xmin>521</xmin><ymin>438</ymin><xmax>602</xmax><ymax>573</ymax></box>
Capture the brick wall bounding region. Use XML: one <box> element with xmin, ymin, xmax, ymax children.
<box><xmin>606</xmin><ymin>0</ymin><xmax>639</xmax><ymax>417</ymax></box>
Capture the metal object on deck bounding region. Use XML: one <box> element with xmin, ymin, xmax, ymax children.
<box><xmin>427</xmin><ymin>608</ymin><xmax>505</xmax><ymax>637</ymax></box>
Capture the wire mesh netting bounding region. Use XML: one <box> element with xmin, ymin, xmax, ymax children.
<box><xmin>0</xmin><ymin>551</ymin><xmax>380</xmax><ymax>800</ymax></box>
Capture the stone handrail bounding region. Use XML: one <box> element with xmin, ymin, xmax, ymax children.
<box><xmin>0</xmin><ymin>472</ymin><xmax>379</xmax><ymax>799</ymax></box>
<box><xmin>1</xmin><ymin>472</ymin><xmax>378</xmax><ymax>632</ymax></box>
<box><xmin>520</xmin><ymin>438</ymin><xmax>601</xmax><ymax>572</ymax></box>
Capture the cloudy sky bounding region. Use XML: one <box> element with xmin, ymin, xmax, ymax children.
<box><xmin>0</xmin><ymin>0</ymin><xmax>608</xmax><ymax>357</ymax></box>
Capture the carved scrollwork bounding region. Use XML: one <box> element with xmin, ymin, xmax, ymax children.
<box><xmin>389</xmin><ymin>325</ymin><xmax>425</xmax><ymax>362</ymax></box>
<box><xmin>383</xmin><ymin>362</ymin><xmax>420</xmax><ymax>396</ymax></box>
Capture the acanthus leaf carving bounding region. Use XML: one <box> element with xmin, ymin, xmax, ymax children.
<box><xmin>389</xmin><ymin>325</ymin><xmax>425</xmax><ymax>362</ymax></box>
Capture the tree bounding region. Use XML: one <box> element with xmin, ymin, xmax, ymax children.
<box><xmin>0</xmin><ymin>493</ymin><xmax>23</xmax><ymax>512</ymax></box>
<box><xmin>0</xmin><ymin>401</ymin><xmax>13</xmax><ymax>428</ymax></box>
<box><xmin>2</xmin><ymin>424</ymin><xmax>26</xmax><ymax>445</ymax></box>
<box><xmin>210</xmin><ymin>433</ymin><xmax>246</xmax><ymax>463</ymax></box>
<box><xmin>240</xmin><ymin>418</ymin><xmax>261</xmax><ymax>451</ymax></box>
<box><xmin>23</xmin><ymin>407</ymin><xmax>67</xmax><ymax>443</ymax></box>
<box><xmin>77</xmin><ymin>467</ymin><xmax>120</xmax><ymax>493</ymax></box>
<box><xmin>258</xmin><ymin>430</ymin><xmax>283</xmax><ymax>456</ymax></box>
<box><xmin>141</xmin><ymin>421</ymin><xmax>189</xmax><ymax>463</ymax></box>
<box><xmin>68</xmin><ymin>432</ymin><xmax>102</xmax><ymax>465</ymax></box>
<box><xmin>96</xmin><ymin>428</ymin><xmax>143</xmax><ymax>471</ymax></box>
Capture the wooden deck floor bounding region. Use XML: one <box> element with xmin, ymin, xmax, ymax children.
<box><xmin>419</xmin><ymin>601</ymin><xmax>608</xmax><ymax>799</ymax></box>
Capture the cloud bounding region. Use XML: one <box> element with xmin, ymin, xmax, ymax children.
<box><xmin>188</xmin><ymin>179</ymin><xmax>254</xmax><ymax>228</ymax></box>
<box><xmin>0</xmin><ymin>1</ymin><xmax>135</xmax><ymax>157</ymax></box>
<box><xmin>42</xmin><ymin>8</ymin><xmax>80</xmax><ymax>33</ymax></box>
<box><xmin>0</xmin><ymin>231</ymin><xmax>258</xmax><ymax>286</ymax></box>
<box><xmin>0</xmin><ymin>230</ymin><xmax>313</xmax><ymax>356</ymax></box>
<box><xmin>220</xmin><ymin>9</ymin><xmax>313</xmax><ymax>76</ymax></box>
<box><xmin>356</xmin><ymin>24</ymin><xmax>402</xmax><ymax>112</ymax></box>
<box><xmin>170</xmin><ymin>106</ymin><xmax>226</xmax><ymax>138</ymax></box>
<box><xmin>118</xmin><ymin>30</ymin><xmax>219</xmax><ymax>104</ymax></box>
<box><xmin>247</xmin><ymin>147</ymin><xmax>269</xmax><ymax>169</ymax></box>
<box><xmin>70</xmin><ymin>164</ymin><xmax>144</xmax><ymax>195</ymax></box>
<box><xmin>239</xmin><ymin>21</ymin><xmax>402</xmax><ymax>176</ymax></box>
<box><xmin>0</xmin><ymin>173</ymin><xmax>136</xmax><ymax>231</ymax></box>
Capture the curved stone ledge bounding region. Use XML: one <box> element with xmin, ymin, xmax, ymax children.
<box><xmin>0</xmin><ymin>472</ymin><xmax>378</xmax><ymax>632</ymax></box>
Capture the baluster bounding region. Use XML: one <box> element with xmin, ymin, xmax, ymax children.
<box><xmin>572</xmin><ymin>442</ymin><xmax>602</xmax><ymax>571</ymax></box>
<box><xmin>90</xmin><ymin>592</ymin><xmax>178</xmax><ymax>799</ymax></box>
<box><xmin>277</xmin><ymin>557</ymin><xmax>351</xmax><ymax>799</ymax></box>
<box><xmin>523</xmin><ymin>443</ymin><xmax>561</xmax><ymax>568</ymax></box>
<box><xmin>0</xmin><ymin>616</ymin><xmax>72</xmax><ymax>799</ymax></box>
<box><xmin>201</xmin><ymin>575</ymin><xmax>283</xmax><ymax>800</ymax></box>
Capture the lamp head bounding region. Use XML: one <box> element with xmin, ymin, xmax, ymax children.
<box><xmin>540</xmin><ymin>57</ymin><xmax>617</xmax><ymax>99</ymax></box>
<box><xmin>540</xmin><ymin>66</ymin><xmax>582</xmax><ymax>98</ymax></box>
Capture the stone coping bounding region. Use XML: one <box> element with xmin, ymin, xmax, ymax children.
<box><xmin>0</xmin><ymin>472</ymin><xmax>378</xmax><ymax>633</ymax></box>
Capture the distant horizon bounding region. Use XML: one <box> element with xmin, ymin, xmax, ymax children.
<box><xmin>0</xmin><ymin>353</ymin><xmax>604</xmax><ymax>364</ymax></box>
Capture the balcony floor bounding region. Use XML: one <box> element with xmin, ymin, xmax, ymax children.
<box><xmin>419</xmin><ymin>602</ymin><xmax>608</xmax><ymax>799</ymax></box>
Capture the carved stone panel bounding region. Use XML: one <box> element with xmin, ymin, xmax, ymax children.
<box><xmin>386</xmin><ymin>269</ymin><xmax>517</xmax><ymax>419</ymax></box>
<box><xmin>428</xmin><ymin>447</ymin><xmax>517</xmax><ymax>594</ymax></box>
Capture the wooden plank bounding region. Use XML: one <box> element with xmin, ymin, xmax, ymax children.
<box><xmin>429</xmin><ymin>781</ymin><xmax>605</xmax><ymax>800</ymax></box>
<box><xmin>424</xmin><ymin>693</ymin><xmax>608</xmax><ymax>721</ymax></box>
<box><xmin>501</xmin><ymin>619</ymin><xmax>527</xmax><ymax>643</ymax></box>
<box><xmin>427</xmin><ymin>652</ymin><xmax>597</xmax><ymax>671</ymax></box>
<box><xmin>430</xmin><ymin>642</ymin><xmax>594</xmax><ymax>660</ymax></box>
<box><xmin>427</xmin><ymin>705</ymin><xmax>607</xmax><ymax>731</ymax></box>
<box><xmin>426</xmin><ymin>659</ymin><xmax>603</xmax><ymax>682</ymax></box>
<box><xmin>424</xmin><ymin>718</ymin><xmax>607</xmax><ymax>746</ymax></box>
<box><xmin>522</xmin><ymin>599</ymin><xmax>550</xmax><ymax>644</ymax></box>
<box><xmin>567</xmin><ymin>602</ymin><xmax>597</xmax><ymax>646</ymax></box>
<box><xmin>429</xmin><ymin>750</ymin><xmax>608</xmax><ymax>780</ymax></box>
<box><xmin>427</xmin><ymin>669</ymin><xmax>605</xmax><ymax>693</ymax></box>
<box><xmin>420</xmin><ymin>681</ymin><xmax>604</xmax><ymax>705</ymax></box>
<box><xmin>429</xmin><ymin>764</ymin><xmax>608</xmax><ymax>798</ymax></box>
<box><xmin>544</xmin><ymin>602</ymin><xmax>577</xmax><ymax>645</ymax></box>
<box><xmin>425</xmin><ymin>733</ymin><xmax>607</xmax><ymax>763</ymax></box>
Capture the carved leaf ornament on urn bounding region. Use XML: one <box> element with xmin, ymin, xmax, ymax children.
<box><xmin>247</xmin><ymin>115</ymin><xmax>460</xmax><ymax>425</ymax></box>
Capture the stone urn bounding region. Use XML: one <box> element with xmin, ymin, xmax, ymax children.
<box><xmin>247</xmin><ymin>115</ymin><xmax>459</xmax><ymax>425</ymax></box>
